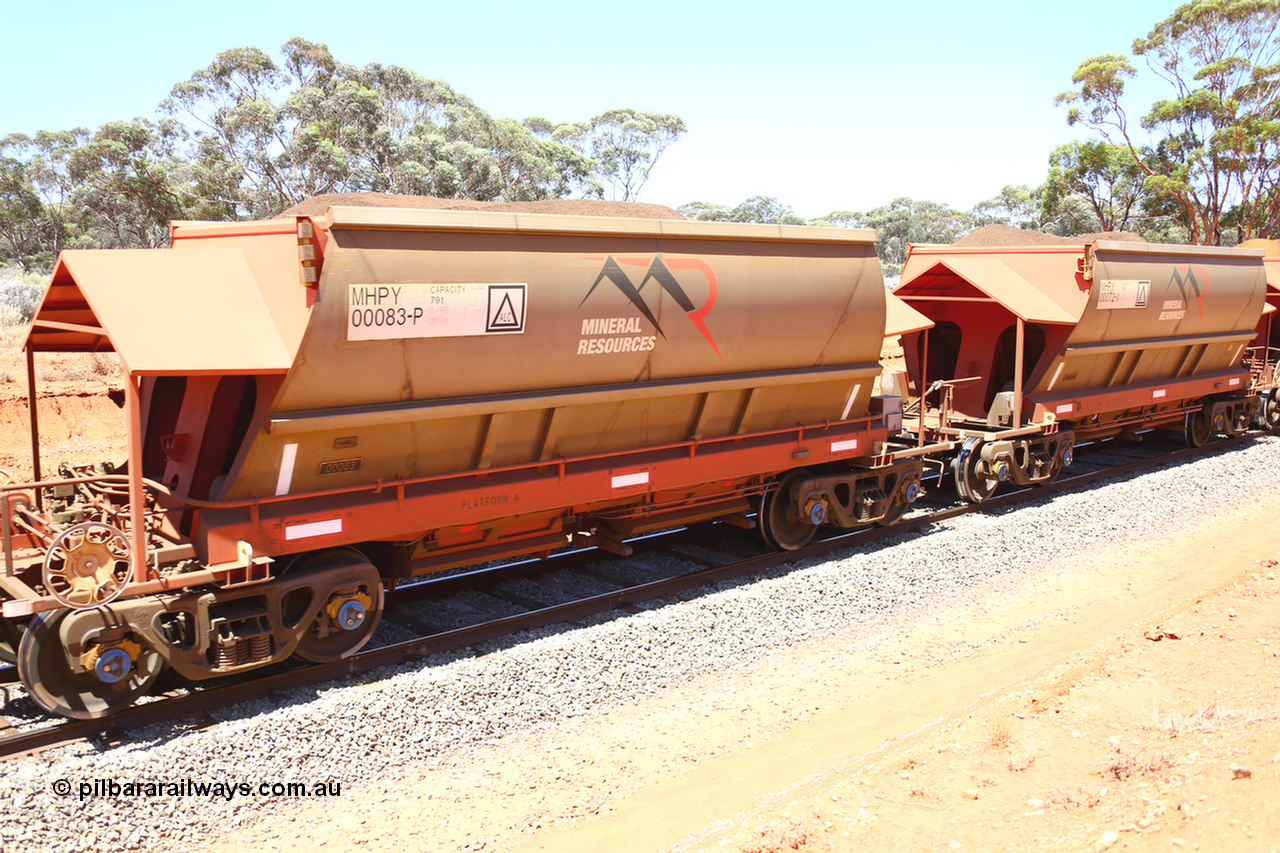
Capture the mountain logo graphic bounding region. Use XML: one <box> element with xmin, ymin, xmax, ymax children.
<box><xmin>1171</xmin><ymin>266</ymin><xmax>1209</xmax><ymax>321</ymax></box>
<box><xmin>581</xmin><ymin>256</ymin><xmax>720</xmax><ymax>356</ymax></box>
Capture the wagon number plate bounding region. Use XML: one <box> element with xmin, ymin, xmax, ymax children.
<box><xmin>347</xmin><ymin>282</ymin><xmax>527</xmax><ymax>340</ymax></box>
<box><xmin>318</xmin><ymin>458</ymin><xmax>362</xmax><ymax>475</ymax></box>
<box><xmin>1096</xmin><ymin>279</ymin><xmax>1150</xmax><ymax>310</ymax></box>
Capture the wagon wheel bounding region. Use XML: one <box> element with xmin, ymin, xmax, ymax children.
<box><xmin>951</xmin><ymin>447</ymin><xmax>998</xmax><ymax>504</ymax></box>
<box><xmin>876</xmin><ymin>472</ymin><xmax>921</xmax><ymax>528</ymax></box>
<box><xmin>1257</xmin><ymin>392</ymin><xmax>1280</xmax><ymax>430</ymax></box>
<box><xmin>42</xmin><ymin>522</ymin><xmax>132</xmax><ymax>609</ymax></box>
<box><xmin>1044</xmin><ymin>440</ymin><xmax>1075</xmax><ymax>484</ymax></box>
<box><xmin>18</xmin><ymin>609</ymin><xmax>162</xmax><ymax>719</ymax></box>
<box><xmin>758</xmin><ymin>470</ymin><xmax>818</xmax><ymax>552</ymax></box>
<box><xmin>1184</xmin><ymin>408</ymin><xmax>1212</xmax><ymax>448</ymax></box>
<box><xmin>289</xmin><ymin>550</ymin><xmax>385</xmax><ymax>664</ymax></box>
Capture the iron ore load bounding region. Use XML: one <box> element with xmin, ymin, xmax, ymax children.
<box><xmin>1</xmin><ymin>202</ymin><xmax>922</xmax><ymax>718</ymax></box>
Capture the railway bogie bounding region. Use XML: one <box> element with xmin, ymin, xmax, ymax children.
<box><xmin>11</xmin><ymin>546</ymin><xmax>383</xmax><ymax>718</ymax></box>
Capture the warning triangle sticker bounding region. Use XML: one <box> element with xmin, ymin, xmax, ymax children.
<box><xmin>487</xmin><ymin>289</ymin><xmax>524</xmax><ymax>331</ymax></box>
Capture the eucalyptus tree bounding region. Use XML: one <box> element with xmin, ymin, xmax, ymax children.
<box><xmin>1056</xmin><ymin>0</ymin><xmax>1280</xmax><ymax>244</ymax></box>
<box><xmin>0</xmin><ymin>136</ymin><xmax>52</xmax><ymax>268</ymax></box>
<box><xmin>678</xmin><ymin>195</ymin><xmax>806</xmax><ymax>224</ymax></box>
<box><xmin>562</xmin><ymin>109</ymin><xmax>686</xmax><ymax>202</ymax></box>
<box><xmin>1042</xmin><ymin>140</ymin><xmax>1149</xmax><ymax>233</ymax></box>
<box><xmin>817</xmin><ymin>198</ymin><xmax>977</xmax><ymax>278</ymax></box>
<box><xmin>65</xmin><ymin>118</ymin><xmax>209</xmax><ymax>248</ymax></box>
<box><xmin>972</xmin><ymin>184</ymin><xmax>1046</xmax><ymax>231</ymax></box>
<box><xmin>0</xmin><ymin>130</ymin><xmax>92</xmax><ymax>270</ymax></box>
<box><xmin>164</xmin><ymin>38</ymin><xmax>638</xmax><ymax>214</ymax></box>
<box><xmin>2</xmin><ymin>37</ymin><xmax>689</xmax><ymax>269</ymax></box>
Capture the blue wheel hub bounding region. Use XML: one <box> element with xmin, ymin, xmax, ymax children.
<box><xmin>335</xmin><ymin>599</ymin><xmax>367</xmax><ymax>631</ymax></box>
<box><xmin>94</xmin><ymin>648</ymin><xmax>132</xmax><ymax>683</ymax></box>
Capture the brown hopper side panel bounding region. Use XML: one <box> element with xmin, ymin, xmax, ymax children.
<box><xmin>223</xmin><ymin>219</ymin><xmax>887</xmax><ymax>500</ymax></box>
<box><xmin>1037</xmin><ymin>249</ymin><xmax>1267</xmax><ymax>404</ymax></box>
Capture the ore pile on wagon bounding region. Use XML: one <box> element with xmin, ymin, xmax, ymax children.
<box><xmin>1</xmin><ymin>198</ymin><xmax>1276</xmax><ymax>721</ymax></box>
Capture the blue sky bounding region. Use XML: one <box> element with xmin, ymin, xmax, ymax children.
<box><xmin>0</xmin><ymin>0</ymin><xmax>1181</xmax><ymax>219</ymax></box>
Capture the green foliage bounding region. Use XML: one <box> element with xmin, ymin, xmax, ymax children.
<box><xmin>972</xmin><ymin>184</ymin><xmax>1044</xmax><ymax>230</ymax></box>
<box><xmin>1042</xmin><ymin>140</ymin><xmax>1150</xmax><ymax>233</ymax></box>
<box><xmin>0</xmin><ymin>130</ymin><xmax>93</xmax><ymax>271</ymax></box>
<box><xmin>0</xmin><ymin>37</ymin><xmax>686</xmax><ymax>270</ymax></box>
<box><xmin>163</xmin><ymin>42</ymin><xmax>671</xmax><ymax>215</ymax></box>
<box><xmin>1038</xmin><ymin>193</ymin><xmax>1103</xmax><ymax>237</ymax></box>
<box><xmin>0</xmin><ymin>139</ymin><xmax>49</xmax><ymax>269</ymax></box>
<box><xmin>818</xmin><ymin>198</ymin><xmax>977</xmax><ymax>279</ymax></box>
<box><xmin>1056</xmin><ymin>0</ymin><xmax>1280</xmax><ymax>243</ymax></box>
<box><xmin>572</xmin><ymin>109</ymin><xmax>686</xmax><ymax>202</ymax></box>
<box><xmin>165</xmin><ymin>41</ymin><xmax>540</xmax><ymax>215</ymax></box>
<box><xmin>0</xmin><ymin>262</ymin><xmax>46</xmax><ymax>324</ymax></box>
<box><xmin>678</xmin><ymin>195</ymin><xmax>806</xmax><ymax>225</ymax></box>
<box><xmin>67</xmin><ymin>118</ymin><xmax>200</xmax><ymax>248</ymax></box>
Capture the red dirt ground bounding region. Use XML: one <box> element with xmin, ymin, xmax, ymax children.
<box><xmin>0</xmin><ymin>347</ymin><xmax>126</xmax><ymax>481</ymax></box>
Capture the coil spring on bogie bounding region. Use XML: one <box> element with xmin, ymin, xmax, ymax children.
<box><xmin>249</xmin><ymin>634</ymin><xmax>271</xmax><ymax>661</ymax></box>
<box><xmin>856</xmin><ymin>488</ymin><xmax>887</xmax><ymax>521</ymax></box>
<box><xmin>214</xmin><ymin>635</ymin><xmax>273</xmax><ymax>669</ymax></box>
<box><xmin>214</xmin><ymin>641</ymin><xmax>242</xmax><ymax>669</ymax></box>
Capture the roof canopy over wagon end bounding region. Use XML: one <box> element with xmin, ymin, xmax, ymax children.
<box><xmin>25</xmin><ymin>248</ymin><xmax>293</xmax><ymax>377</ymax></box>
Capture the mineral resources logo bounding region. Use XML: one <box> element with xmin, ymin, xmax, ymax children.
<box><xmin>1171</xmin><ymin>266</ymin><xmax>1210</xmax><ymax>321</ymax></box>
<box><xmin>578</xmin><ymin>256</ymin><xmax>721</xmax><ymax>357</ymax></box>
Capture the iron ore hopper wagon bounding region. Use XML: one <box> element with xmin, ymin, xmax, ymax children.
<box><xmin>1</xmin><ymin>206</ymin><xmax>922</xmax><ymax>718</ymax></box>
<box><xmin>890</xmin><ymin>239</ymin><xmax>1273</xmax><ymax>501</ymax></box>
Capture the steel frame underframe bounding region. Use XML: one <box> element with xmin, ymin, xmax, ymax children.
<box><xmin>3</xmin><ymin>415</ymin><xmax>890</xmax><ymax>616</ymax></box>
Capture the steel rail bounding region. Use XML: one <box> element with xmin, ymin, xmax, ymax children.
<box><xmin>0</xmin><ymin>431</ymin><xmax>1257</xmax><ymax>760</ymax></box>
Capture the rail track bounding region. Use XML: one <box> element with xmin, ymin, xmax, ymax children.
<box><xmin>0</xmin><ymin>430</ymin><xmax>1253</xmax><ymax>760</ymax></box>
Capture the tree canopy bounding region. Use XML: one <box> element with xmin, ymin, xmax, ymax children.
<box><xmin>678</xmin><ymin>195</ymin><xmax>806</xmax><ymax>225</ymax></box>
<box><xmin>1056</xmin><ymin>0</ymin><xmax>1280</xmax><ymax>244</ymax></box>
<box><xmin>814</xmin><ymin>198</ymin><xmax>978</xmax><ymax>280</ymax></box>
<box><xmin>1042</xmin><ymin>140</ymin><xmax>1150</xmax><ymax>233</ymax></box>
<box><xmin>0</xmin><ymin>38</ymin><xmax>687</xmax><ymax>272</ymax></box>
<box><xmin>556</xmin><ymin>109</ymin><xmax>686</xmax><ymax>202</ymax></box>
<box><xmin>162</xmin><ymin>38</ymin><xmax>649</xmax><ymax>217</ymax></box>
